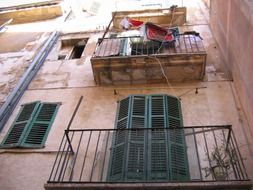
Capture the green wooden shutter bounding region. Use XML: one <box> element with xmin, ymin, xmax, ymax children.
<box><xmin>21</xmin><ymin>103</ymin><xmax>59</xmax><ymax>148</ymax></box>
<box><xmin>108</xmin><ymin>96</ymin><xmax>131</xmax><ymax>181</ymax></box>
<box><xmin>167</xmin><ymin>96</ymin><xmax>183</xmax><ymax>128</ymax></box>
<box><xmin>148</xmin><ymin>95</ymin><xmax>169</xmax><ymax>181</ymax></box>
<box><xmin>168</xmin><ymin>128</ymin><xmax>190</xmax><ymax>181</ymax></box>
<box><xmin>1</xmin><ymin>102</ymin><xmax>40</xmax><ymax>148</ymax></box>
<box><xmin>126</xmin><ymin>95</ymin><xmax>147</xmax><ymax>181</ymax></box>
<box><xmin>108</xmin><ymin>94</ymin><xmax>190</xmax><ymax>182</ymax></box>
<box><xmin>166</xmin><ymin>96</ymin><xmax>190</xmax><ymax>181</ymax></box>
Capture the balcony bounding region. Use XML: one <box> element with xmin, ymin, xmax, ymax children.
<box><xmin>91</xmin><ymin>35</ymin><xmax>206</xmax><ymax>85</ymax></box>
<box><xmin>45</xmin><ymin>125</ymin><xmax>251</xmax><ymax>190</ymax></box>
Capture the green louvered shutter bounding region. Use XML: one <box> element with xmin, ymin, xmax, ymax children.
<box><xmin>108</xmin><ymin>94</ymin><xmax>189</xmax><ymax>182</ymax></box>
<box><xmin>167</xmin><ymin>96</ymin><xmax>190</xmax><ymax>181</ymax></box>
<box><xmin>21</xmin><ymin>103</ymin><xmax>59</xmax><ymax>148</ymax></box>
<box><xmin>167</xmin><ymin>96</ymin><xmax>183</xmax><ymax>128</ymax></box>
<box><xmin>108</xmin><ymin>97</ymin><xmax>131</xmax><ymax>181</ymax></box>
<box><xmin>148</xmin><ymin>95</ymin><xmax>169</xmax><ymax>181</ymax></box>
<box><xmin>1</xmin><ymin>102</ymin><xmax>40</xmax><ymax>148</ymax></box>
<box><xmin>126</xmin><ymin>95</ymin><xmax>147</xmax><ymax>181</ymax></box>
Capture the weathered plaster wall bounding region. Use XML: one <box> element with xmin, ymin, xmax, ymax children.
<box><xmin>0</xmin><ymin>154</ymin><xmax>56</xmax><ymax>190</ymax></box>
<box><xmin>209</xmin><ymin>0</ymin><xmax>253</xmax><ymax>135</ymax></box>
<box><xmin>0</xmin><ymin>32</ymin><xmax>46</xmax><ymax>107</ymax></box>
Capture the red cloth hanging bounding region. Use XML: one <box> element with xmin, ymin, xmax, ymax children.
<box><xmin>145</xmin><ymin>22</ymin><xmax>174</xmax><ymax>42</ymax></box>
<box><xmin>128</xmin><ymin>19</ymin><xmax>144</xmax><ymax>27</ymax></box>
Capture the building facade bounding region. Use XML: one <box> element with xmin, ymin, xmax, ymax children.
<box><xmin>0</xmin><ymin>0</ymin><xmax>252</xmax><ymax>190</ymax></box>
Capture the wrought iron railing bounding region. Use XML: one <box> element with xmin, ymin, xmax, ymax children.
<box><xmin>47</xmin><ymin>125</ymin><xmax>249</xmax><ymax>183</ymax></box>
<box><xmin>92</xmin><ymin>35</ymin><xmax>206</xmax><ymax>58</ymax></box>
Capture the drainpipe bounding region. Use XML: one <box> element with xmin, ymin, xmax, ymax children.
<box><xmin>0</xmin><ymin>31</ymin><xmax>59</xmax><ymax>131</ymax></box>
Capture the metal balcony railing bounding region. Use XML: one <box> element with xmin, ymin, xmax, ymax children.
<box><xmin>47</xmin><ymin>125</ymin><xmax>249</xmax><ymax>185</ymax></box>
<box><xmin>92</xmin><ymin>35</ymin><xmax>206</xmax><ymax>58</ymax></box>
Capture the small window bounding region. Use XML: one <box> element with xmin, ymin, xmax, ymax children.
<box><xmin>68</xmin><ymin>43</ymin><xmax>85</xmax><ymax>59</ymax></box>
<box><xmin>1</xmin><ymin>101</ymin><xmax>60</xmax><ymax>148</ymax></box>
<box><xmin>107</xmin><ymin>94</ymin><xmax>189</xmax><ymax>182</ymax></box>
<box><xmin>58</xmin><ymin>38</ymin><xmax>88</xmax><ymax>60</ymax></box>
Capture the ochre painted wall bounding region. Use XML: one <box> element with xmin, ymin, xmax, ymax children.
<box><xmin>210</xmin><ymin>0</ymin><xmax>253</xmax><ymax>133</ymax></box>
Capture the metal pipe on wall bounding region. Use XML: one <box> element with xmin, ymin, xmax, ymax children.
<box><xmin>0</xmin><ymin>31</ymin><xmax>59</xmax><ymax>131</ymax></box>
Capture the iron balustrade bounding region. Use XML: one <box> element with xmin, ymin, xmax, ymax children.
<box><xmin>47</xmin><ymin>125</ymin><xmax>249</xmax><ymax>183</ymax></box>
<box><xmin>92</xmin><ymin>35</ymin><xmax>206</xmax><ymax>58</ymax></box>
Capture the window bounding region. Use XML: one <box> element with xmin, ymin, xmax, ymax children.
<box><xmin>107</xmin><ymin>95</ymin><xmax>189</xmax><ymax>182</ymax></box>
<box><xmin>1</xmin><ymin>101</ymin><xmax>60</xmax><ymax>148</ymax></box>
<box><xmin>131</xmin><ymin>41</ymin><xmax>161</xmax><ymax>55</ymax></box>
<box><xmin>58</xmin><ymin>38</ymin><xmax>87</xmax><ymax>60</ymax></box>
<box><xmin>68</xmin><ymin>43</ymin><xmax>85</xmax><ymax>59</ymax></box>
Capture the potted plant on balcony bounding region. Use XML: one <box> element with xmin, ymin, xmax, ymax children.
<box><xmin>203</xmin><ymin>143</ymin><xmax>238</xmax><ymax>181</ymax></box>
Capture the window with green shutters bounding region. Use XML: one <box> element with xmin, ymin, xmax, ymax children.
<box><xmin>1</xmin><ymin>101</ymin><xmax>60</xmax><ymax>148</ymax></box>
<box><xmin>107</xmin><ymin>94</ymin><xmax>189</xmax><ymax>182</ymax></box>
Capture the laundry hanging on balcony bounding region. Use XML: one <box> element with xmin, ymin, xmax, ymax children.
<box><xmin>120</xmin><ymin>17</ymin><xmax>144</xmax><ymax>30</ymax></box>
<box><xmin>141</xmin><ymin>22</ymin><xmax>175</xmax><ymax>43</ymax></box>
<box><xmin>120</xmin><ymin>16</ymin><xmax>177</xmax><ymax>43</ymax></box>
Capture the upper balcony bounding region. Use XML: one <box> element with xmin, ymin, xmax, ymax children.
<box><xmin>45</xmin><ymin>125</ymin><xmax>251</xmax><ymax>190</ymax></box>
<box><xmin>91</xmin><ymin>35</ymin><xmax>206</xmax><ymax>85</ymax></box>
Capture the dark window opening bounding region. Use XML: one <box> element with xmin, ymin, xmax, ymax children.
<box><xmin>69</xmin><ymin>44</ymin><xmax>85</xmax><ymax>59</ymax></box>
<box><xmin>131</xmin><ymin>41</ymin><xmax>161</xmax><ymax>55</ymax></box>
<box><xmin>58</xmin><ymin>54</ymin><xmax>66</xmax><ymax>60</ymax></box>
<box><xmin>58</xmin><ymin>38</ymin><xmax>88</xmax><ymax>60</ymax></box>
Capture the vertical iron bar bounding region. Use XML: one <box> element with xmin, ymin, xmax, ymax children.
<box><xmin>65</xmin><ymin>95</ymin><xmax>83</xmax><ymax>154</ymax></box>
<box><xmin>229</xmin><ymin>133</ymin><xmax>243</xmax><ymax>179</ymax></box>
<box><xmin>231</xmin><ymin>130</ymin><xmax>248</xmax><ymax>179</ymax></box>
<box><xmin>90</xmin><ymin>131</ymin><xmax>102</xmax><ymax>181</ymax></box>
<box><xmin>183</xmin><ymin>35</ymin><xmax>188</xmax><ymax>53</ymax></box>
<box><xmin>188</xmin><ymin>35</ymin><xmax>193</xmax><ymax>53</ymax></box>
<box><xmin>109</xmin><ymin>38</ymin><xmax>113</xmax><ymax>56</ymax></box>
<box><xmin>222</xmin><ymin>129</ymin><xmax>238</xmax><ymax>180</ymax></box>
<box><xmin>193</xmin><ymin>35</ymin><xmax>199</xmax><ymax>52</ymax></box>
<box><xmin>98</xmin><ymin>12</ymin><xmax>116</xmax><ymax>46</ymax></box>
<box><xmin>231</xmin><ymin>130</ymin><xmax>247</xmax><ymax>179</ymax></box>
<box><xmin>57</xmin><ymin>132</ymin><xmax>74</xmax><ymax>182</ymax></box>
<box><xmin>96</xmin><ymin>42</ymin><xmax>102</xmax><ymax>57</ymax></box>
<box><xmin>66</xmin><ymin>96</ymin><xmax>83</xmax><ymax>130</ymax></box>
<box><xmin>102</xmin><ymin>39</ymin><xmax>109</xmax><ymax>57</ymax></box>
<box><xmin>202</xmin><ymin>127</ymin><xmax>215</xmax><ymax>180</ymax></box>
<box><xmin>193</xmin><ymin>128</ymin><xmax>203</xmax><ymax>180</ymax></box>
<box><xmin>69</xmin><ymin>131</ymin><xmax>84</xmax><ymax>181</ymax></box>
<box><xmin>65</xmin><ymin>130</ymin><xmax>74</xmax><ymax>154</ymax></box>
<box><xmin>100</xmin><ymin>131</ymin><xmax>110</xmax><ymax>181</ymax></box>
<box><xmin>79</xmin><ymin>131</ymin><xmax>92</xmax><ymax>181</ymax></box>
<box><xmin>61</xmin><ymin>131</ymin><xmax>75</xmax><ymax>181</ymax></box>
<box><xmin>212</xmin><ymin>128</ymin><xmax>228</xmax><ymax>179</ymax></box>
<box><xmin>178</xmin><ymin>36</ymin><xmax>182</xmax><ymax>53</ymax></box>
<box><xmin>48</xmin><ymin>133</ymin><xmax>66</xmax><ymax>182</ymax></box>
<box><xmin>226</xmin><ymin>126</ymin><xmax>232</xmax><ymax>151</ymax></box>
<box><xmin>53</xmin><ymin>134</ymin><xmax>68</xmax><ymax>182</ymax></box>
